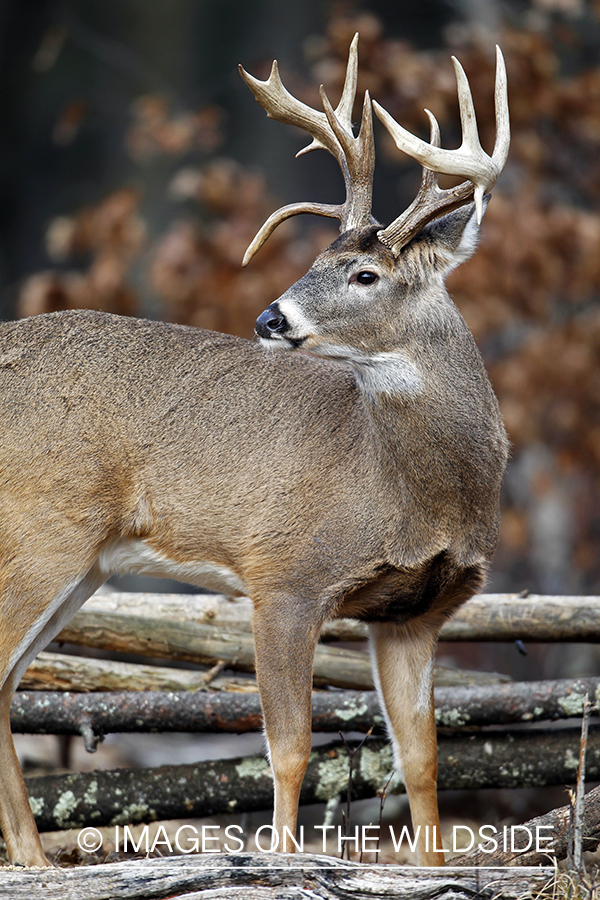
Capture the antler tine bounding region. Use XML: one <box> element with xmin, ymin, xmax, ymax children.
<box><xmin>239</xmin><ymin>58</ymin><xmax>345</xmax><ymax>165</ymax></box>
<box><xmin>377</xmin><ymin>111</ymin><xmax>475</xmax><ymax>254</ymax></box>
<box><xmin>320</xmin><ymin>86</ymin><xmax>375</xmax><ymax>230</ymax></box>
<box><xmin>492</xmin><ymin>45</ymin><xmax>510</xmax><ymax>173</ymax></box>
<box><xmin>374</xmin><ymin>46</ymin><xmax>510</xmax><ymax>254</ymax></box>
<box><xmin>242</xmin><ymin>201</ymin><xmax>342</xmax><ymax>268</ymax></box>
<box><xmin>297</xmin><ymin>31</ymin><xmax>359</xmax><ymax>159</ymax></box>
<box><xmin>240</xmin><ymin>34</ymin><xmax>375</xmax><ymax>265</ymax></box>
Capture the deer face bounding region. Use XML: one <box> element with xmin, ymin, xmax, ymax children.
<box><xmin>256</xmin><ymin>227</ymin><xmax>397</xmax><ymax>356</ymax></box>
<box><xmin>255</xmin><ymin>203</ymin><xmax>483</xmax><ymax>366</ymax></box>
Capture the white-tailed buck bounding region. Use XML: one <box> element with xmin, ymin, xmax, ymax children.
<box><xmin>0</xmin><ymin>36</ymin><xmax>509</xmax><ymax>867</ymax></box>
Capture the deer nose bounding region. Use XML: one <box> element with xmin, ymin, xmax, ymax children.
<box><xmin>256</xmin><ymin>303</ymin><xmax>288</xmax><ymax>338</ymax></box>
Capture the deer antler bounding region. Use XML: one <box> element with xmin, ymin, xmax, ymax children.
<box><xmin>239</xmin><ymin>34</ymin><xmax>375</xmax><ymax>265</ymax></box>
<box><xmin>374</xmin><ymin>46</ymin><xmax>510</xmax><ymax>255</ymax></box>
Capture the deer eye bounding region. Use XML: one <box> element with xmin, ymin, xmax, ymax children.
<box><xmin>355</xmin><ymin>270</ymin><xmax>379</xmax><ymax>286</ymax></box>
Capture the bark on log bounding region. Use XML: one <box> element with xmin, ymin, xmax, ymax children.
<box><xmin>78</xmin><ymin>590</ymin><xmax>600</xmax><ymax>642</ymax></box>
<box><xmin>24</xmin><ymin>727</ymin><xmax>600</xmax><ymax>832</ymax></box>
<box><xmin>10</xmin><ymin>679</ymin><xmax>600</xmax><ymax>744</ymax></box>
<box><xmin>19</xmin><ymin>652</ymin><xmax>259</xmax><ymax>694</ymax></box>
<box><xmin>49</xmin><ymin>614</ymin><xmax>509</xmax><ymax>691</ymax></box>
<box><xmin>451</xmin><ymin>782</ymin><xmax>600</xmax><ymax>866</ymax></box>
<box><xmin>440</xmin><ymin>594</ymin><xmax>600</xmax><ymax>643</ymax></box>
<box><xmin>0</xmin><ymin>853</ymin><xmax>554</xmax><ymax>900</ymax></box>
<box><xmin>434</xmin><ymin>677</ymin><xmax>600</xmax><ymax>728</ymax></box>
<box><xmin>55</xmin><ymin>611</ymin><xmax>376</xmax><ymax>689</ymax></box>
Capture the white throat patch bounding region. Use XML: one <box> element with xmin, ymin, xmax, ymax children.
<box><xmin>315</xmin><ymin>344</ymin><xmax>423</xmax><ymax>398</ymax></box>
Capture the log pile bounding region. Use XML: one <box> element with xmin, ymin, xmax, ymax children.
<box><xmin>6</xmin><ymin>589</ymin><xmax>600</xmax><ymax>888</ymax></box>
<box><xmin>46</xmin><ymin>589</ymin><xmax>521</xmax><ymax>690</ymax></box>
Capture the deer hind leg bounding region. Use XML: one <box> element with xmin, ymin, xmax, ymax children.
<box><xmin>252</xmin><ymin>595</ymin><xmax>320</xmax><ymax>853</ymax></box>
<box><xmin>369</xmin><ymin>617</ymin><xmax>445</xmax><ymax>866</ymax></box>
<box><xmin>0</xmin><ymin>564</ymin><xmax>105</xmax><ymax>866</ymax></box>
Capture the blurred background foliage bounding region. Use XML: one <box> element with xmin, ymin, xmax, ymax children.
<box><xmin>1</xmin><ymin>0</ymin><xmax>600</xmax><ymax>607</ymax></box>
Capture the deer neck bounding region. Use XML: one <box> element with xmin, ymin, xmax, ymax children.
<box><xmin>342</xmin><ymin>347</ymin><xmax>424</xmax><ymax>402</ymax></box>
<box><xmin>338</xmin><ymin>339</ymin><xmax>504</xmax><ymax>520</ymax></box>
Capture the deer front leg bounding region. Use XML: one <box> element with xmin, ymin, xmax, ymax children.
<box><xmin>369</xmin><ymin>618</ymin><xmax>445</xmax><ymax>866</ymax></box>
<box><xmin>0</xmin><ymin>560</ymin><xmax>105</xmax><ymax>867</ymax></box>
<box><xmin>252</xmin><ymin>597</ymin><xmax>319</xmax><ymax>853</ymax></box>
<box><xmin>0</xmin><ymin>682</ymin><xmax>49</xmax><ymax>867</ymax></box>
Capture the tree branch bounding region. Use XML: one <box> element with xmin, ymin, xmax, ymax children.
<box><xmin>24</xmin><ymin>727</ymin><xmax>600</xmax><ymax>832</ymax></box>
<box><xmin>452</xmin><ymin>782</ymin><xmax>600</xmax><ymax>866</ymax></box>
<box><xmin>75</xmin><ymin>590</ymin><xmax>600</xmax><ymax>643</ymax></box>
<box><xmin>11</xmin><ymin>679</ymin><xmax>600</xmax><ymax>744</ymax></box>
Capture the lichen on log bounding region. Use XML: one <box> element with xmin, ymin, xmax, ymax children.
<box><xmin>23</xmin><ymin>726</ymin><xmax>600</xmax><ymax>833</ymax></box>
<box><xmin>11</xmin><ymin>679</ymin><xmax>600</xmax><ymax>747</ymax></box>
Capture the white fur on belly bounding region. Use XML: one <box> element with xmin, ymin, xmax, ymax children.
<box><xmin>97</xmin><ymin>538</ymin><xmax>248</xmax><ymax>596</ymax></box>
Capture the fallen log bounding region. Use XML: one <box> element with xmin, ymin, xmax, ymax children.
<box><xmin>10</xmin><ymin>679</ymin><xmax>600</xmax><ymax>746</ymax></box>
<box><xmin>76</xmin><ymin>590</ymin><xmax>600</xmax><ymax>642</ymax></box>
<box><xmin>19</xmin><ymin>651</ymin><xmax>259</xmax><ymax>694</ymax></box>
<box><xmin>433</xmin><ymin>676</ymin><xmax>600</xmax><ymax>727</ymax></box>
<box><xmin>83</xmin><ymin>589</ymin><xmax>253</xmax><ymax>626</ymax></box>
<box><xmin>49</xmin><ymin>614</ymin><xmax>509</xmax><ymax>691</ymax></box>
<box><xmin>440</xmin><ymin>594</ymin><xmax>600</xmax><ymax>643</ymax></box>
<box><xmin>0</xmin><ymin>853</ymin><xmax>554</xmax><ymax>900</ymax></box>
<box><xmin>55</xmin><ymin>612</ymin><xmax>374</xmax><ymax>688</ymax></box>
<box><xmin>451</xmin><ymin>782</ymin><xmax>600</xmax><ymax>866</ymax></box>
<box><xmin>24</xmin><ymin>727</ymin><xmax>600</xmax><ymax>832</ymax></box>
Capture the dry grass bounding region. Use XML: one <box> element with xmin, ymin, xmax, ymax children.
<box><xmin>526</xmin><ymin>862</ymin><xmax>600</xmax><ymax>900</ymax></box>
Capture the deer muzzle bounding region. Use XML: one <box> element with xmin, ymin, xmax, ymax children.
<box><xmin>255</xmin><ymin>303</ymin><xmax>288</xmax><ymax>339</ymax></box>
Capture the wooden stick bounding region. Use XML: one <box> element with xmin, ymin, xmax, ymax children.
<box><xmin>439</xmin><ymin>594</ymin><xmax>600</xmax><ymax>643</ymax></box>
<box><xmin>434</xmin><ymin>677</ymin><xmax>600</xmax><ymax>728</ymax></box>
<box><xmin>49</xmin><ymin>616</ymin><xmax>508</xmax><ymax>691</ymax></box>
<box><xmin>11</xmin><ymin>678</ymin><xmax>600</xmax><ymax>740</ymax></box>
<box><xmin>572</xmin><ymin>694</ymin><xmax>593</xmax><ymax>870</ymax></box>
<box><xmin>22</xmin><ymin>727</ymin><xmax>600</xmax><ymax>833</ymax></box>
<box><xmin>68</xmin><ymin>590</ymin><xmax>600</xmax><ymax>643</ymax></box>
<box><xmin>0</xmin><ymin>853</ymin><xmax>554</xmax><ymax>900</ymax></box>
<box><xmin>18</xmin><ymin>651</ymin><xmax>250</xmax><ymax>693</ymax></box>
<box><xmin>452</xmin><ymin>782</ymin><xmax>600</xmax><ymax>866</ymax></box>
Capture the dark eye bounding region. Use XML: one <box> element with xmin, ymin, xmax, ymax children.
<box><xmin>355</xmin><ymin>270</ymin><xmax>379</xmax><ymax>285</ymax></box>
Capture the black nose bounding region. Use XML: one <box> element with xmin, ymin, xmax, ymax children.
<box><xmin>256</xmin><ymin>303</ymin><xmax>288</xmax><ymax>338</ymax></box>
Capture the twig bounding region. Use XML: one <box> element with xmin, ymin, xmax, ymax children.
<box><xmin>573</xmin><ymin>694</ymin><xmax>594</xmax><ymax>871</ymax></box>
<box><xmin>373</xmin><ymin>770</ymin><xmax>395</xmax><ymax>862</ymax></box>
<box><xmin>338</xmin><ymin>726</ymin><xmax>374</xmax><ymax>860</ymax></box>
<box><xmin>359</xmin><ymin>821</ymin><xmax>375</xmax><ymax>864</ymax></box>
<box><xmin>567</xmin><ymin>788</ymin><xmax>575</xmax><ymax>870</ymax></box>
<box><xmin>203</xmin><ymin>659</ymin><xmax>228</xmax><ymax>685</ymax></box>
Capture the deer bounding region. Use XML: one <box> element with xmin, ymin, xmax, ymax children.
<box><xmin>0</xmin><ymin>35</ymin><xmax>509</xmax><ymax>868</ymax></box>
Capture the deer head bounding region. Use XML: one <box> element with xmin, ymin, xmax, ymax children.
<box><xmin>240</xmin><ymin>36</ymin><xmax>509</xmax><ymax>371</ymax></box>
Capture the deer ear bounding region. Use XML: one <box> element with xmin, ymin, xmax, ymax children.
<box><xmin>421</xmin><ymin>195</ymin><xmax>490</xmax><ymax>276</ymax></box>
